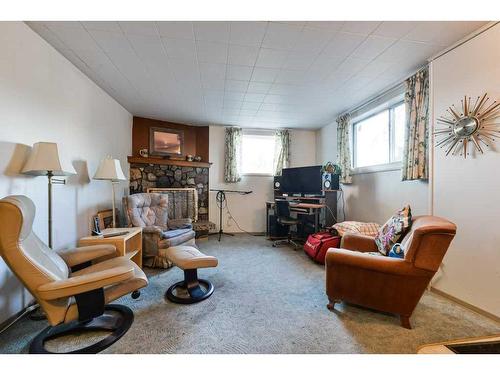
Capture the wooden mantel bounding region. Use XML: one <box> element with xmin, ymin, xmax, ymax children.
<box><xmin>127</xmin><ymin>156</ymin><xmax>212</xmax><ymax>168</ymax></box>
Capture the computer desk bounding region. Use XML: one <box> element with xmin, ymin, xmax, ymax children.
<box><xmin>266</xmin><ymin>200</ymin><xmax>326</xmax><ymax>237</ymax></box>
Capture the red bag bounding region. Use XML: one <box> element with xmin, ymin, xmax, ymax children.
<box><xmin>303</xmin><ymin>232</ymin><xmax>341</xmax><ymax>264</ymax></box>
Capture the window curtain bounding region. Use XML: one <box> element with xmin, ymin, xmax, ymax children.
<box><xmin>273</xmin><ymin>129</ymin><xmax>290</xmax><ymax>176</ymax></box>
<box><xmin>224</xmin><ymin>127</ymin><xmax>242</xmax><ymax>183</ymax></box>
<box><xmin>336</xmin><ymin>113</ymin><xmax>352</xmax><ymax>184</ymax></box>
<box><xmin>402</xmin><ymin>67</ymin><xmax>429</xmax><ymax>181</ymax></box>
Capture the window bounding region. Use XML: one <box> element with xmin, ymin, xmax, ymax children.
<box><xmin>352</xmin><ymin>102</ymin><xmax>405</xmax><ymax>169</ymax></box>
<box><xmin>241</xmin><ymin>131</ymin><xmax>275</xmax><ymax>175</ymax></box>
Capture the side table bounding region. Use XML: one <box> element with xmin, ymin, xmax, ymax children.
<box><xmin>78</xmin><ymin>227</ymin><xmax>143</xmax><ymax>268</ymax></box>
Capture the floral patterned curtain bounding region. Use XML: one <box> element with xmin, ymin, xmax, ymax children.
<box><xmin>273</xmin><ymin>129</ymin><xmax>290</xmax><ymax>176</ymax></box>
<box><xmin>402</xmin><ymin>67</ymin><xmax>429</xmax><ymax>181</ymax></box>
<box><xmin>224</xmin><ymin>127</ymin><xmax>242</xmax><ymax>183</ymax></box>
<box><xmin>336</xmin><ymin>113</ymin><xmax>352</xmax><ymax>184</ymax></box>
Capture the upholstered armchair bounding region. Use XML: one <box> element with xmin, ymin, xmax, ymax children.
<box><xmin>123</xmin><ymin>193</ymin><xmax>196</xmax><ymax>268</ymax></box>
<box><xmin>325</xmin><ymin>215</ymin><xmax>456</xmax><ymax>329</ymax></box>
<box><xmin>0</xmin><ymin>195</ymin><xmax>148</xmax><ymax>353</ymax></box>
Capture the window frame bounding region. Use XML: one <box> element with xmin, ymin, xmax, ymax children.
<box><xmin>351</xmin><ymin>98</ymin><xmax>405</xmax><ymax>174</ymax></box>
<box><xmin>240</xmin><ymin>129</ymin><xmax>275</xmax><ymax>177</ymax></box>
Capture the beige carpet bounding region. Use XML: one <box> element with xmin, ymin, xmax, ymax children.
<box><xmin>1</xmin><ymin>234</ymin><xmax>498</xmax><ymax>353</ymax></box>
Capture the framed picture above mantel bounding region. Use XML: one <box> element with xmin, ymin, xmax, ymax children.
<box><xmin>149</xmin><ymin>127</ymin><xmax>184</xmax><ymax>157</ymax></box>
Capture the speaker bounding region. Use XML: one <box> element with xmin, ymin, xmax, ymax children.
<box><xmin>322</xmin><ymin>173</ymin><xmax>339</xmax><ymax>191</ymax></box>
<box><xmin>273</xmin><ymin>176</ymin><xmax>283</xmax><ymax>191</ymax></box>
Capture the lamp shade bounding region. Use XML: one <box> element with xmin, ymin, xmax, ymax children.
<box><xmin>93</xmin><ymin>157</ymin><xmax>126</xmax><ymax>182</ymax></box>
<box><xmin>22</xmin><ymin>142</ymin><xmax>76</xmax><ymax>176</ymax></box>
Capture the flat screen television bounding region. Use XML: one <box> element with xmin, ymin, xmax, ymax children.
<box><xmin>281</xmin><ymin>165</ymin><xmax>323</xmax><ymax>194</ymax></box>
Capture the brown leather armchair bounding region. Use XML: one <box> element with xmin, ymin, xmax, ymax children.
<box><xmin>325</xmin><ymin>215</ymin><xmax>456</xmax><ymax>329</ymax></box>
<box><xmin>0</xmin><ymin>195</ymin><xmax>148</xmax><ymax>353</ymax></box>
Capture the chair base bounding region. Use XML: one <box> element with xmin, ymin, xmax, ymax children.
<box><xmin>272</xmin><ymin>237</ymin><xmax>301</xmax><ymax>250</ymax></box>
<box><xmin>29</xmin><ymin>304</ymin><xmax>133</xmax><ymax>354</ymax></box>
<box><xmin>165</xmin><ymin>269</ymin><xmax>214</xmax><ymax>304</ymax></box>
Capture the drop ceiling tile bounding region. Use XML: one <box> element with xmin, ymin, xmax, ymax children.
<box><xmin>223</xmin><ymin>100</ymin><xmax>243</xmax><ymax>109</ymax></box>
<box><xmin>341</xmin><ymin>21</ymin><xmax>382</xmax><ymax>35</ymax></box>
<box><xmin>268</xmin><ymin>83</ymin><xmax>298</xmax><ymax>95</ymax></box>
<box><xmin>196</xmin><ymin>41</ymin><xmax>228</xmax><ymax>64</ymax></box>
<box><xmin>247</xmin><ymin>81</ymin><xmax>272</xmax><ymax>94</ymax></box>
<box><xmin>50</xmin><ymin>24</ymin><xmax>99</xmax><ymax>52</ymax></box>
<box><xmin>194</xmin><ymin>22</ymin><xmax>230</xmax><ymax>43</ymax></box>
<box><xmin>156</xmin><ymin>21</ymin><xmax>194</xmax><ymax>39</ymax></box>
<box><xmin>225</xmin><ymin>79</ymin><xmax>249</xmax><ymax>93</ymax></box>
<box><xmin>245</xmin><ymin>93</ymin><xmax>266</xmax><ymax>103</ymax></box>
<box><xmin>228</xmin><ymin>44</ymin><xmax>260</xmax><ymax>66</ymax></box>
<box><xmin>403</xmin><ymin>21</ymin><xmax>486</xmax><ymax>46</ymax></box>
<box><xmin>275</xmin><ymin>69</ymin><xmax>306</xmax><ymax>85</ymax></box>
<box><xmin>262</xmin><ymin>22</ymin><xmax>303</xmax><ymax>50</ymax></box>
<box><xmin>255</xmin><ymin>48</ymin><xmax>289</xmax><ymax>69</ymax></box>
<box><xmin>241</xmin><ymin>101</ymin><xmax>261</xmax><ymax>110</ymax></box>
<box><xmin>226</xmin><ymin>65</ymin><xmax>253</xmax><ymax>81</ymax></box>
<box><xmin>162</xmin><ymin>37</ymin><xmax>197</xmax><ymax>61</ymax></box>
<box><xmin>372</xmin><ymin>21</ymin><xmax>417</xmax><ymax>38</ymax></box>
<box><xmin>119</xmin><ymin>21</ymin><xmax>158</xmax><ymax>36</ymax></box>
<box><xmin>251</xmin><ymin>67</ymin><xmax>280</xmax><ymax>82</ymax></box>
<box><xmin>306</xmin><ymin>21</ymin><xmax>345</xmax><ymax>31</ymax></box>
<box><xmin>229</xmin><ymin>21</ymin><xmax>268</xmax><ymax>47</ymax></box>
<box><xmin>352</xmin><ymin>35</ymin><xmax>397</xmax><ymax>60</ymax></box>
<box><xmin>322</xmin><ymin>32</ymin><xmax>367</xmax><ymax>59</ymax></box>
<box><xmin>82</xmin><ymin>21</ymin><xmax>122</xmax><ymax>32</ymax></box>
<box><xmin>239</xmin><ymin>109</ymin><xmax>258</xmax><ymax>116</ymax></box>
<box><xmin>293</xmin><ymin>27</ymin><xmax>335</xmax><ymax>54</ymax></box>
<box><xmin>283</xmin><ymin>51</ymin><xmax>317</xmax><ymax>70</ymax></box>
<box><xmin>264</xmin><ymin>94</ymin><xmax>287</xmax><ymax>104</ymax></box>
<box><xmin>224</xmin><ymin>91</ymin><xmax>246</xmax><ymax>101</ymax></box>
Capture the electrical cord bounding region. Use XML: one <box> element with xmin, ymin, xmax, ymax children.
<box><xmin>0</xmin><ymin>304</ymin><xmax>39</xmax><ymax>335</ymax></box>
<box><xmin>214</xmin><ymin>192</ymin><xmax>259</xmax><ymax>236</ymax></box>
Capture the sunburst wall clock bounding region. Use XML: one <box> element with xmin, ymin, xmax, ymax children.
<box><xmin>434</xmin><ymin>93</ymin><xmax>500</xmax><ymax>158</ymax></box>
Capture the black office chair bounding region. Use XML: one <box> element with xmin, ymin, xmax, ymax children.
<box><xmin>272</xmin><ymin>199</ymin><xmax>300</xmax><ymax>249</ymax></box>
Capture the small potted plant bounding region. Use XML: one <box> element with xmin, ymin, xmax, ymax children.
<box><xmin>322</xmin><ymin>162</ymin><xmax>341</xmax><ymax>175</ymax></box>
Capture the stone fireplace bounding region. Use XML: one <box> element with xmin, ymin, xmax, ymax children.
<box><xmin>129</xmin><ymin>162</ymin><xmax>209</xmax><ymax>221</ymax></box>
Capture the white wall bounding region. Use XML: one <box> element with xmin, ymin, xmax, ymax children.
<box><xmin>431</xmin><ymin>24</ymin><xmax>500</xmax><ymax>317</ymax></box>
<box><xmin>0</xmin><ymin>22</ymin><xmax>132</xmax><ymax>323</ymax></box>
<box><xmin>316</xmin><ymin>122</ymin><xmax>429</xmax><ymax>223</ymax></box>
<box><xmin>209</xmin><ymin>126</ymin><xmax>317</xmax><ymax>233</ymax></box>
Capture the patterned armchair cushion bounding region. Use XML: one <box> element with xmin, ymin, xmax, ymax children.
<box><xmin>124</xmin><ymin>193</ymin><xmax>168</xmax><ymax>228</ymax></box>
<box><xmin>374</xmin><ymin>205</ymin><xmax>412</xmax><ymax>255</ymax></box>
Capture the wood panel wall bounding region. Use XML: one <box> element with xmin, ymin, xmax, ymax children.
<box><xmin>132</xmin><ymin>117</ymin><xmax>210</xmax><ymax>162</ymax></box>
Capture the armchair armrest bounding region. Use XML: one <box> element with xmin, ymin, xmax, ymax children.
<box><xmin>325</xmin><ymin>248</ymin><xmax>431</xmax><ymax>277</ymax></box>
<box><xmin>57</xmin><ymin>245</ymin><xmax>117</xmax><ymax>267</ymax></box>
<box><xmin>341</xmin><ymin>233</ymin><xmax>378</xmax><ymax>252</ymax></box>
<box><xmin>37</xmin><ymin>266</ymin><xmax>135</xmax><ymax>300</ymax></box>
<box><xmin>168</xmin><ymin>218</ymin><xmax>192</xmax><ymax>230</ymax></box>
<box><xmin>142</xmin><ymin>225</ymin><xmax>165</xmax><ymax>234</ymax></box>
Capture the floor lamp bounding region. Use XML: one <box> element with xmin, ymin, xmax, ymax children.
<box><xmin>21</xmin><ymin>142</ymin><xmax>75</xmax><ymax>321</ymax></box>
<box><xmin>93</xmin><ymin>157</ymin><xmax>126</xmax><ymax>228</ymax></box>
<box><xmin>22</xmin><ymin>142</ymin><xmax>76</xmax><ymax>249</ymax></box>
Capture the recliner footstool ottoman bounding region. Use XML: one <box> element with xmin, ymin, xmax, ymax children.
<box><xmin>165</xmin><ymin>245</ymin><xmax>218</xmax><ymax>304</ymax></box>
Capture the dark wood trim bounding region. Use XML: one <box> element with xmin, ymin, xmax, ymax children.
<box><xmin>127</xmin><ymin>156</ymin><xmax>212</xmax><ymax>168</ymax></box>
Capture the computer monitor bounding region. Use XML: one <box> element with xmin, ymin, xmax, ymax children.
<box><xmin>281</xmin><ymin>165</ymin><xmax>323</xmax><ymax>194</ymax></box>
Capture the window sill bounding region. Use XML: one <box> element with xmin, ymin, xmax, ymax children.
<box><xmin>241</xmin><ymin>173</ymin><xmax>273</xmax><ymax>177</ymax></box>
<box><xmin>351</xmin><ymin>162</ymin><xmax>402</xmax><ymax>175</ymax></box>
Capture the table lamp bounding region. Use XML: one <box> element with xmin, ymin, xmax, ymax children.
<box><xmin>22</xmin><ymin>142</ymin><xmax>76</xmax><ymax>249</ymax></box>
<box><xmin>93</xmin><ymin>157</ymin><xmax>126</xmax><ymax>228</ymax></box>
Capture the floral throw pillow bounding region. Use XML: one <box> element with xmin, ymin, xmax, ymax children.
<box><xmin>375</xmin><ymin>205</ymin><xmax>412</xmax><ymax>255</ymax></box>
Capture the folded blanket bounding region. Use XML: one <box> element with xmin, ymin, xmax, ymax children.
<box><xmin>332</xmin><ymin>221</ymin><xmax>380</xmax><ymax>237</ymax></box>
